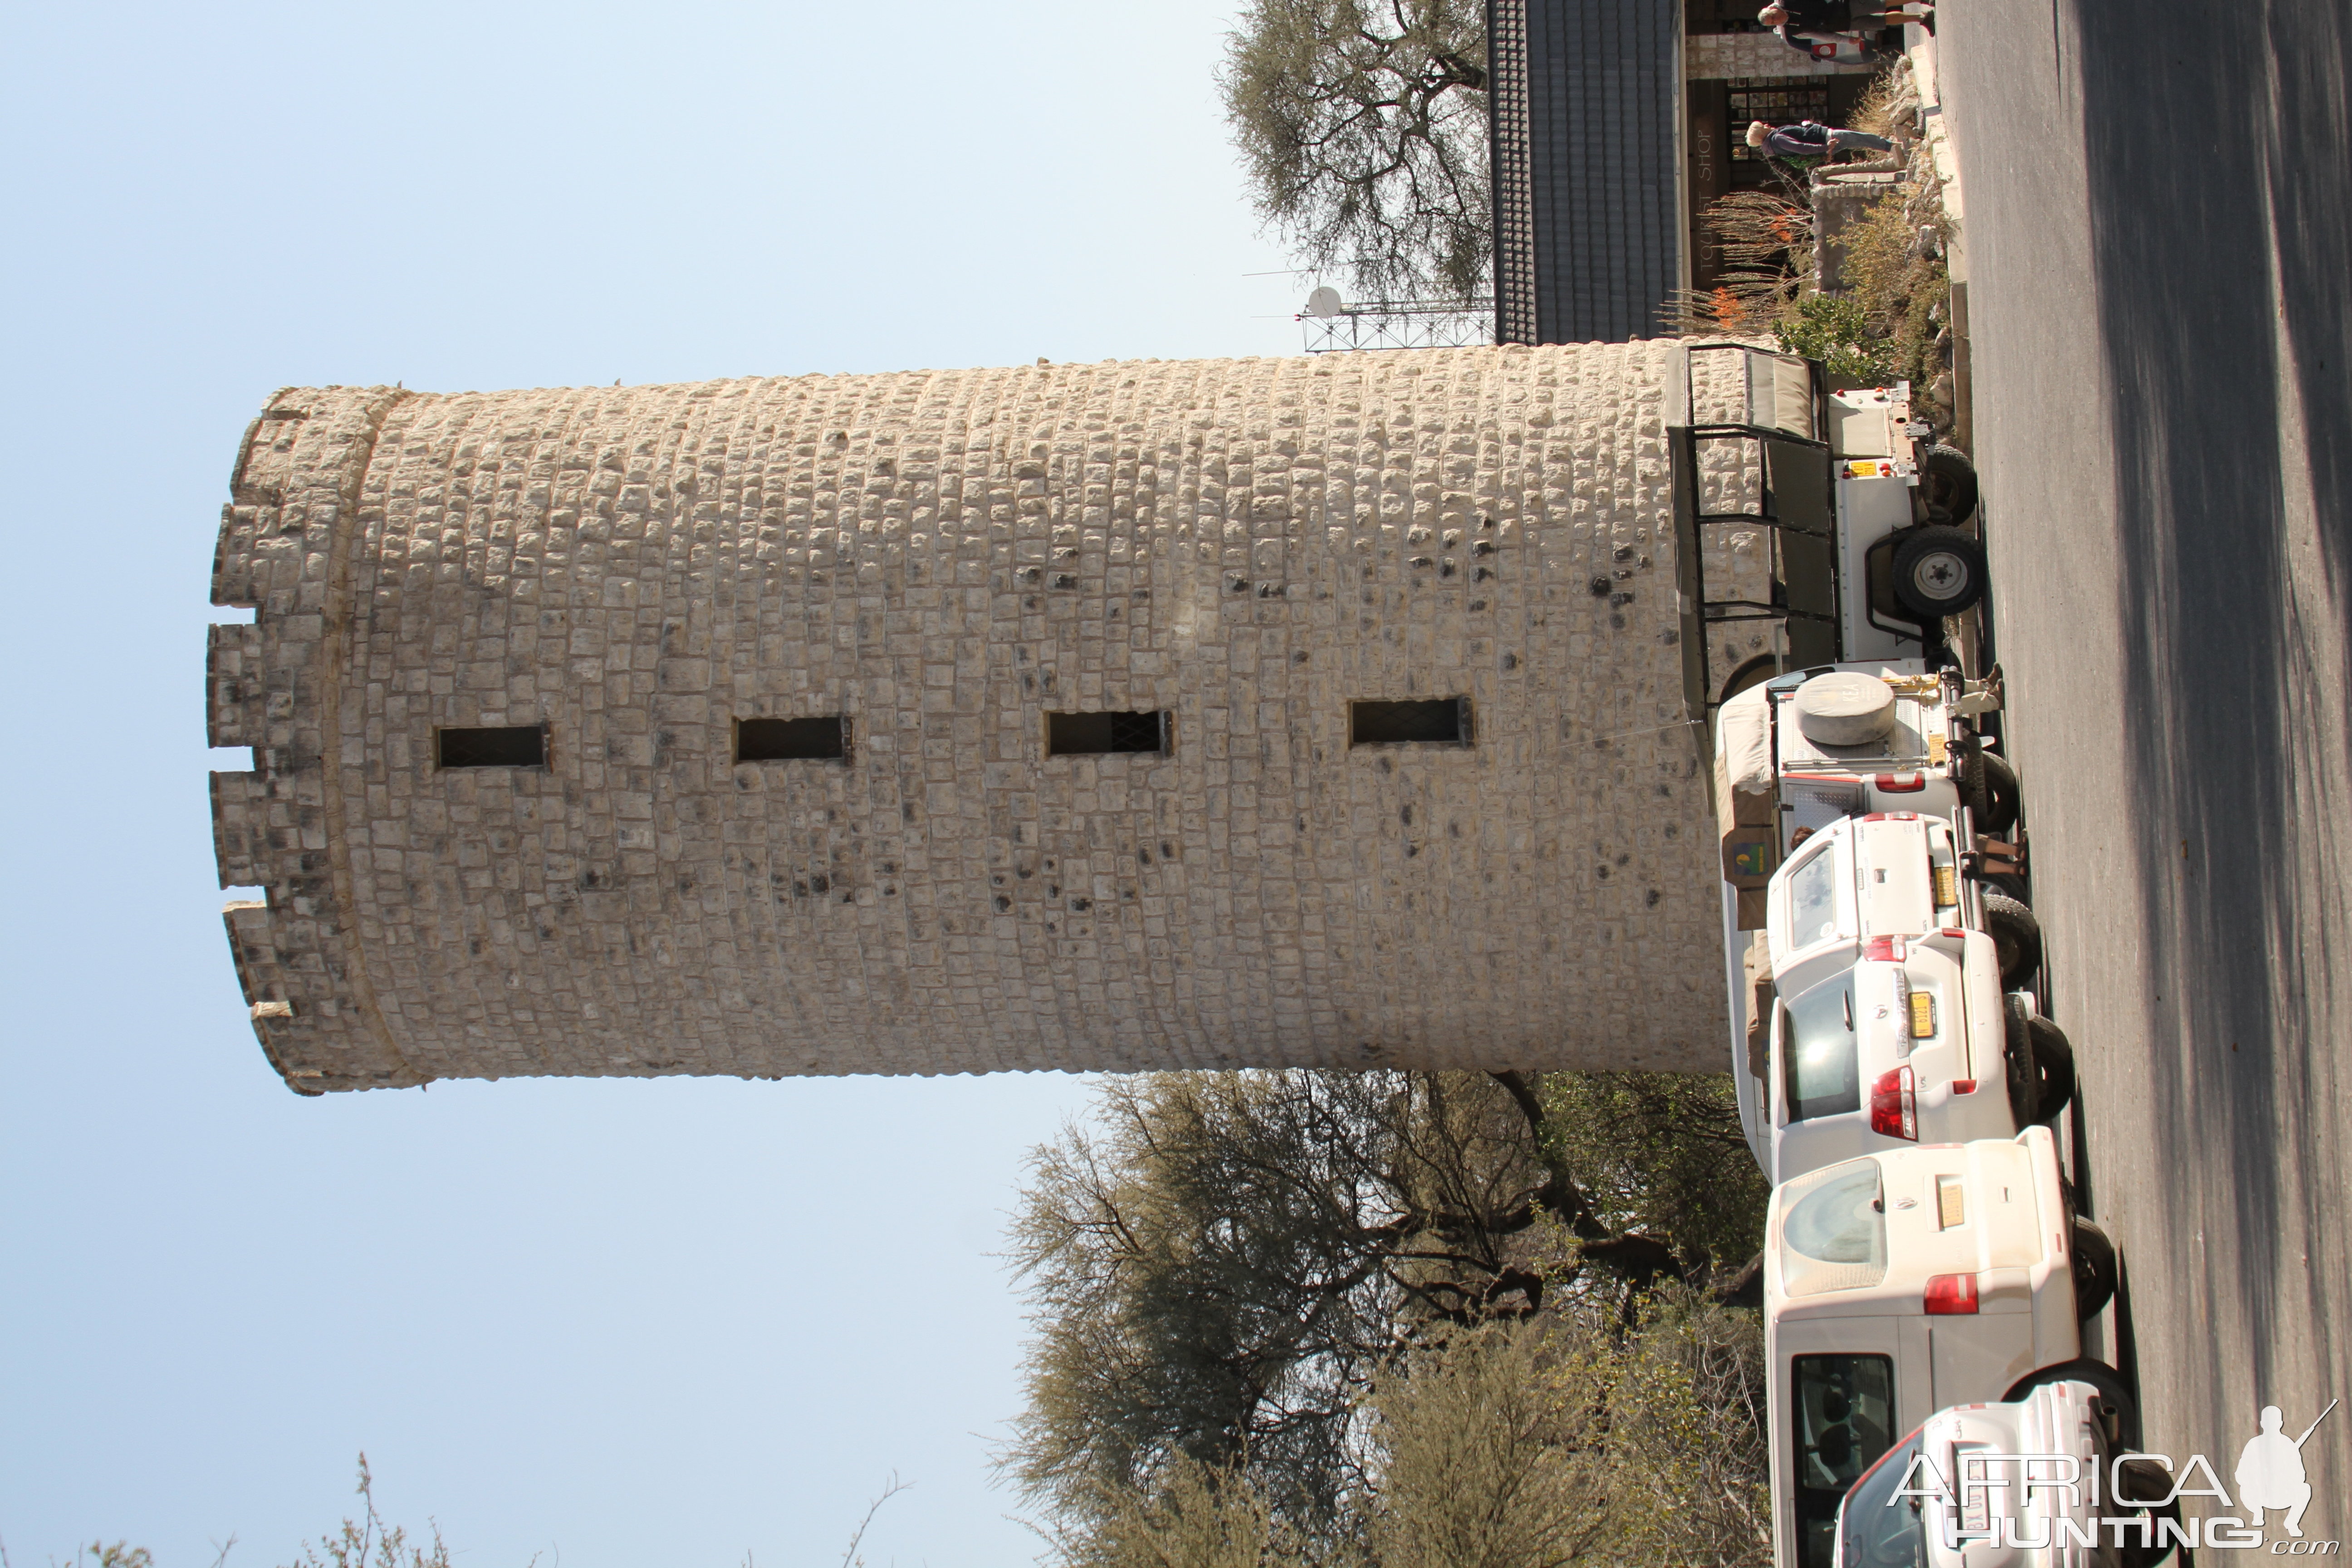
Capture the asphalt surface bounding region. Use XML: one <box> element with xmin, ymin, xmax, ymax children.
<box><xmin>1937</xmin><ymin>0</ymin><xmax>2352</xmax><ymax>1531</ymax></box>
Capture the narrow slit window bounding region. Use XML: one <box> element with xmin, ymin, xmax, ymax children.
<box><xmin>1350</xmin><ymin>698</ymin><xmax>1470</xmax><ymax>747</ymax></box>
<box><xmin>436</xmin><ymin>724</ymin><xmax>547</xmax><ymax>769</ymax></box>
<box><xmin>1047</xmin><ymin>710</ymin><xmax>1168</xmax><ymax>756</ymax></box>
<box><xmin>737</xmin><ymin>715</ymin><xmax>850</xmax><ymax>762</ymax></box>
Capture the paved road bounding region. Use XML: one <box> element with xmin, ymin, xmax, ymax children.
<box><xmin>1936</xmin><ymin>0</ymin><xmax>2352</xmax><ymax>1531</ymax></box>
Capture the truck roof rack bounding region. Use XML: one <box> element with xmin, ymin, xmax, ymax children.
<box><xmin>1669</xmin><ymin>343</ymin><xmax>1843</xmax><ymax>733</ymax></box>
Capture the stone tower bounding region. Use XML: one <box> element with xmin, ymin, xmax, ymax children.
<box><xmin>208</xmin><ymin>342</ymin><xmax>1741</xmax><ymax>1093</ymax></box>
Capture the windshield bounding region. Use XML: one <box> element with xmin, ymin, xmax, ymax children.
<box><xmin>1785</xmin><ymin>839</ymin><xmax>1843</xmax><ymax>950</ymax></box>
<box><xmin>1790</xmin><ymin>1354</ymin><xmax>1897</xmax><ymax>1568</ymax></box>
<box><xmin>1781</xmin><ymin>975</ymin><xmax>1860</xmax><ymax>1122</ymax></box>
<box><xmin>1778</xmin><ymin>1160</ymin><xmax>1888</xmax><ymax>1296</ymax></box>
<box><xmin>1838</xmin><ymin>1427</ymin><xmax>1930</xmax><ymax>1568</ymax></box>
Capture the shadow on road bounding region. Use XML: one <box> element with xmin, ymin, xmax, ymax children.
<box><xmin>2075</xmin><ymin>0</ymin><xmax>2352</xmax><ymax>1398</ymax></box>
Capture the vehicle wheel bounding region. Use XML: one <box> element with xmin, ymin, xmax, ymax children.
<box><xmin>1983</xmin><ymin>890</ymin><xmax>2042</xmax><ymax>987</ymax></box>
<box><xmin>1920</xmin><ymin>444</ymin><xmax>1979</xmax><ymax>524</ymax></box>
<box><xmin>1891</xmin><ymin>525</ymin><xmax>1988</xmax><ymax>622</ymax></box>
<box><xmin>1979</xmin><ymin>870</ymin><xmax>2031</xmax><ymax>902</ymax></box>
<box><xmin>2004</xmin><ymin>1358</ymin><xmax>2141</xmax><ymax>1450</ymax></box>
<box><xmin>1717</xmin><ymin>652</ymin><xmax>1781</xmax><ymax>707</ymax></box>
<box><xmin>1970</xmin><ymin>750</ymin><xmax>2022</xmax><ymax>835</ymax></box>
<box><xmin>2114</xmin><ymin>1460</ymin><xmax>2185</xmax><ymax>1567</ymax></box>
<box><xmin>2070</xmin><ymin>1219</ymin><xmax>2118</xmax><ymax>1319</ymax></box>
<box><xmin>2005</xmin><ymin>995</ymin><xmax>2040</xmax><ymax>1126</ymax></box>
<box><xmin>2029</xmin><ymin>1014</ymin><xmax>2076</xmax><ymax>1122</ymax></box>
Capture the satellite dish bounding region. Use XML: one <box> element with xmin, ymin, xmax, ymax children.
<box><xmin>1303</xmin><ymin>286</ymin><xmax>1344</xmax><ymax>319</ymax></box>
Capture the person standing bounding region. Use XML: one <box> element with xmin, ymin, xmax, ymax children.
<box><xmin>1757</xmin><ymin>0</ymin><xmax>1932</xmax><ymax>52</ymax></box>
<box><xmin>1746</xmin><ymin>119</ymin><xmax>1896</xmax><ymax>162</ymax></box>
<box><xmin>1758</xmin><ymin>0</ymin><xmax>1931</xmax><ymax>31</ymax></box>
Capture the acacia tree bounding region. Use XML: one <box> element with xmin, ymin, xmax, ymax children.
<box><xmin>1219</xmin><ymin>0</ymin><xmax>1491</xmax><ymax>302</ymax></box>
<box><xmin>1047</xmin><ymin>1306</ymin><xmax>1771</xmax><ymax>1568</ymax></box>
<box><xmin>1002</xmin><ymin>1068</ymin><xmax>1769</xmax><ymax>1537</ymax></box>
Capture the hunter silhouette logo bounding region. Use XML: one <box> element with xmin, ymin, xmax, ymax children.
<box><xmin>2238</xmin><ymin>1401</ymin><xmax>2335</xmax><ymax>1540</ymax></box>
<box><xmin>1888</xmin><ymin>1396</ymin><xmax>2340</xmax><ymax>1553</ymax></box>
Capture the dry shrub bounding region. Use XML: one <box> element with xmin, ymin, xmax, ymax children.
<box><xmin>1664</xmin><ymin>191</ymin><xmax>1812</xmax><ymax>337</ymax></box>
<box><xmin>1838</xmin><ymin>183</ymin><xmax>1953</xmax><ymax>415</ymax></box>
<box><xmin>1846</xmin><ymin>63</ymin><xmax>1915</xmax><ymax>141</ymax></box>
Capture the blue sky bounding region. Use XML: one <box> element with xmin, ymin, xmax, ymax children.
<box><xmin>0</xmin><ymin>4</ymin><xmax>1307</xmax><ymax>1563</ymax></box>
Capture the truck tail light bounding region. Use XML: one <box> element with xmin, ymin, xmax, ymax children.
<box><xmin>1870</xmin><ymin>1066</ymin><xmax>1918</xmax><ymax>1139</ymax></box>
<box><xmin>1925</xmin><ymin>1273</ymin><xmax>1980</xmax><ymax>1314</ymax></box>
<box><xmin>1876</xmin><ymin>772</ymin><xmax>1928</xmax><ymax>793</ymax></box>
<box><xmin>1862</xmin><ymin>936</ymin><xmax>1908</xmax><ymax>963</ymax></box>
<box><xmin>1860</xmin><ymin>811</ymin><xmax>1920</xmax><ymax>822</ymax></box>
<box><xmin>1951</xmin><ymin>1078</ymin><xmax>1977</xmax><ymax>1094</ymax></box>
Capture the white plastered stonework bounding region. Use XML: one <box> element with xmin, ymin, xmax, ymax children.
<box><xmin>209</xmin><ymin>343</ymin><xmax>1749</xmax><ymax>1092</ymax></box>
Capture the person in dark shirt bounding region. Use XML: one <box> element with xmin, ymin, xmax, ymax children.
<box><xmin>1757</xmin><ymin>0</ymin><xmax>1932</xmax><ymax>48</ymax></box>
<box><xmin>1745</xmin><ymin>119</ymin><xmax>1896</xmax><ymax>162</ymax></box>
<box><xmin>1759</xmin><ymin>0</ymin><xmax>1925</xmax><ymax>28</ymax></box>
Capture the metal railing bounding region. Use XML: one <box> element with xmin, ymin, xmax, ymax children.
<box><xmin>1671</xmin><ymin>342</ymin><xmax>1842</xmax><ymax>725</ymax></box>
<box><xmin>1300</xmin><ymin>301</ymin><xmax>1497</xmax><ymax>353</ymax></box>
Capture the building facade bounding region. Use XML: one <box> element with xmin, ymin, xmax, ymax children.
<box><xmin>1489</xmin><ymin>0</ymin><xmax>1886</xmax><ymax>343</ymax></box>
<box><xmin>209</xmin><ymin>343</ymin><xmax>1750</xmax><ymax>1092</ymax></box>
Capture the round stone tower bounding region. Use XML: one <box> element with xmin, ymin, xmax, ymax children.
<box><xmin>208</xmin><ymin>343</ymin><xmax>1736</xmax><ymax>1092</ymax></box>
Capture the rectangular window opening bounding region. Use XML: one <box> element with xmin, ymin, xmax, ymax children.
<box><xmin>436</xmin><ymin>724</ymin><xmax>547</xmax><ymax>769</ymax></box>
<box><xmin>1047</xmin><ymin>710</ymin><xmax>1167</xmax><ymax>756</ymax></box>
<box><xmin>737</xmin><ymin>715</ymin><xmax>850</xmax><ymax>762</ymax></box>
<box><xmin>1349</xmin><ymin>698</ymin><xmax>1470</xmax><ymax>746</ymax></box>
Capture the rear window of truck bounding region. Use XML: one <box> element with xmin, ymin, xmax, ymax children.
<box><xmin>1790</xmin><ymin>1353</ymin><xmax>1898</xmax><ymax>1568</ymax></box>
<box><xmin>1781</xmin><ymin>975</ymin><xmax>1860</xmax><ymax>1122</ymax></box>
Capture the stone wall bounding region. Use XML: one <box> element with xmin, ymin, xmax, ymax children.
<box><xmin>210</xmin><ymin>343</ymin><xmax>1743</xmax><ymax>1092</ymax></box>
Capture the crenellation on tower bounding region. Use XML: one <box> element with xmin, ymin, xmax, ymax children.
<box><xmin>208</xmin><ymin>344</ymin><xmax>1761</xmax><ymax>1093</ymax></box>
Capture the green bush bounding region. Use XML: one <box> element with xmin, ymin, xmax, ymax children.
<box><xmin>1775</xmin><ymin>293</ymin><xmax>1893</xmax><ymax>385</ymax></box>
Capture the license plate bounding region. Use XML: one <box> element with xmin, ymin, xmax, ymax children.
<box><xmin>1938</xmin><ymin>1174</ymin><xmax>1967</xmax><ymax>1229</ymax></box>
<box><xmin>1910</xmin><ymin>992</ymin><xmax>1937</xmax><ymax>1038</ymax></box>
<box><xmin>1933</xmin><ymin>865</ymin><xmax>1958</xmax><ymax>906</ymax></box>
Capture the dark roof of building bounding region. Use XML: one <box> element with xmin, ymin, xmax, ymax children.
<box><xmin>1490</xmin><ymin>0</ymin><xmax>1683</xmax><ymax>344</ymax></box>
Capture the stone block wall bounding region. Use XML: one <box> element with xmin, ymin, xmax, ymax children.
<box><xmin>209</xmin><ymin>343</ymin><xmax>1745</xmax><ymax>1091</ymax></box>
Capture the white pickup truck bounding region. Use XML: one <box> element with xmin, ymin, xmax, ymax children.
<box><xmin>1667</xmin><ymin>344</ymin><xmax>2066</xmax><ymax>1182</ymax></box>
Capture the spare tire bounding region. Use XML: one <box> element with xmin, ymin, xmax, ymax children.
<box><xmin>1971</xmin><ymin>750</ymin><xmax>2022</xmax><ymax>835</ymax></box>
<box><xmin>1891</xmin><ymin>525</ymin><xmax>1987</xmax><ymax>621</ymax></box>
<box><xmin>1793</xmin><ymin>671</ymin><xmax>1898</xmax><ymax>746</ymax></box>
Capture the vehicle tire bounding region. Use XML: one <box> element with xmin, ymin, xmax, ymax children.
<box><xmin>1920</xmin><ymin>444</ymin><xmax>1979</xmax><ymax>524</ymax></box>
<box><xmin>2028</xmin><ymin>1014</ymin><xmax>2077</xmax><ymax>1122</ymax></box>
<box><xmin>2004</xmin><ymin>1358</ymin><xmax>2141</xmax><ymax>1450</ymax></box>
<box><xmin>1983</xmin><ymin>890</ymin><xmax>2042</xmax><ymax>988</ymax></box>
<box><xmin>1970</xmin><ymin>750</ymin><xmax>2022</xmax><ymax>835</ymax></box>
<box><xmin>2070</xmin><ymin>1219</ymin><xmax>2118</xmax><ymax>1320</ymax></box>
<box><xmin>1891</xmin><ymin>524</ymin><xmax>1987</xmax><ymax>621</ymax></box>
<box><xmin>1979</xmin><ymin>870</ymin><xmax>2031</xmax><ymax>902</ymax></box>
<box><xmin>2004</xmin><ymin>995</ymin><xmax>2040</xmax><ymax>1126</ymax></box>
<box><xmin>2114</xmin><ymin>1460</ymin><xmax>2185</xmax><ymax>1568</ymax></box>
<box><xmin>1717</xmin><ymin>652</ymin><xmax>1781</xmax><ymax>708</ymax></box>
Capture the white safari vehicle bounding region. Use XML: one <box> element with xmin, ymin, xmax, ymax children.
<box><xmin>1832</xmin><ymin>1379</ymin><xmax>2179</xmax><ymax>1568</ymax></box>
<box><xmin>1764</xmin><ymin>1127</ymin><xmax>2122</xmax><ymax>1568</ymax></box>
<box><xmin>1717</xmin><ymin>667</ymin><xmax>2073</xmax><ymax>1182</ymax></box>
<box><xmin>1664</xmin><ymin>343</ymin><xmax>2063</xmax><ymax>1184</ymax></box>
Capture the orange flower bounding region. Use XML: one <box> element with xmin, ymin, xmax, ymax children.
<box><xmin>1710</xmin><ymin>288</ymin><xmax>1749</xmax><ymax>329</ymax></box>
